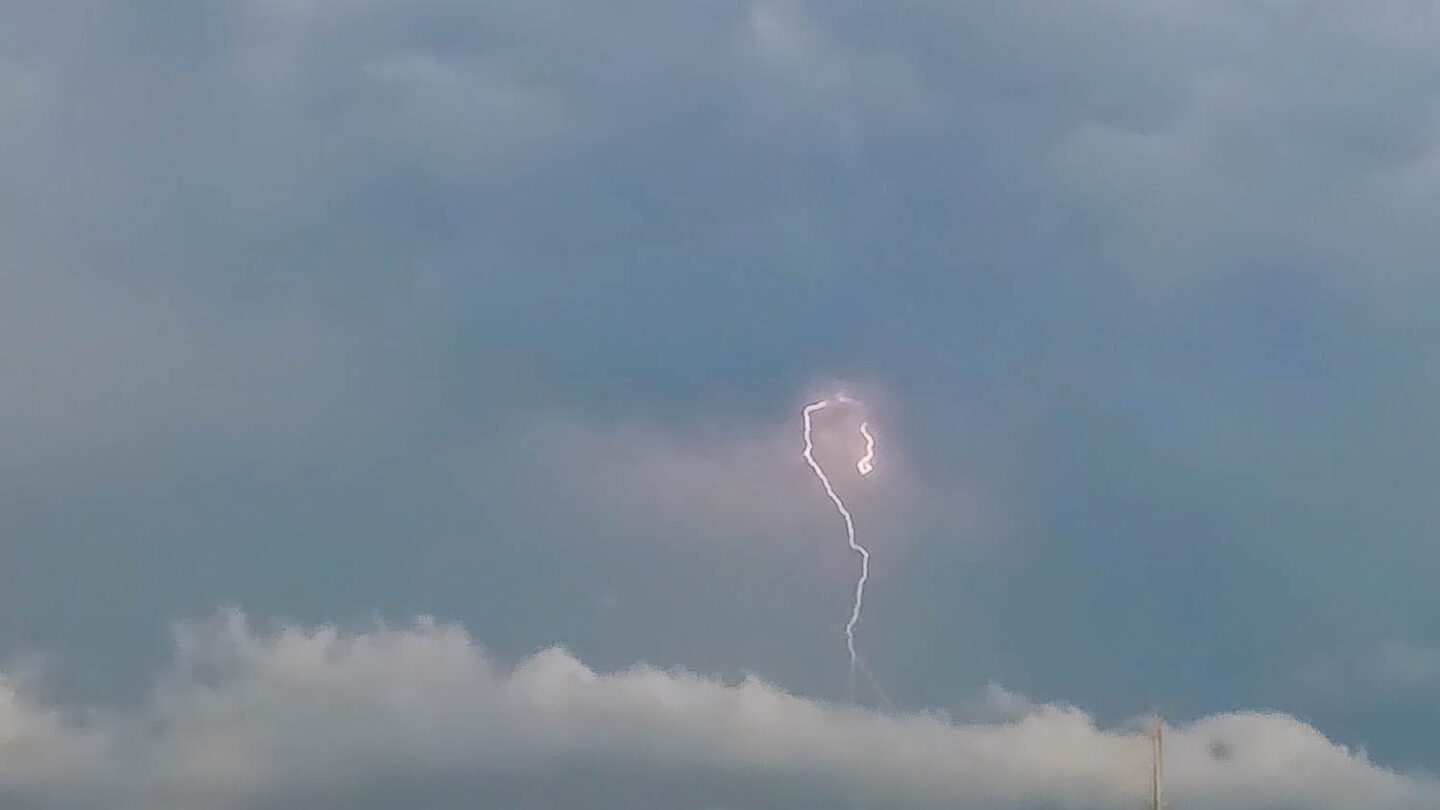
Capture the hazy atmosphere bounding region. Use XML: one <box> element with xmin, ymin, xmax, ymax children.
<box><xmin>4</xmin><ymin>1</ymin><xmax>1440</xmax><ymax>807</ymax></box>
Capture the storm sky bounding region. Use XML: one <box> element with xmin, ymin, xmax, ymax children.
<box><xmin>4</xmin><ymin>1</ymin><xmax>1440</xmax><ymax>807</ymax></box>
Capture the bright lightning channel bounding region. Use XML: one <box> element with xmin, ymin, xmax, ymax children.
<box><xmin>801</xmin><ymin>397</ymin><xmax>876</xmax><ymax>698</ymax></box>
<box><xmin>857</xmin><ymin>422</ymin><xmax>875</xmax><ymax>477</ymax></box>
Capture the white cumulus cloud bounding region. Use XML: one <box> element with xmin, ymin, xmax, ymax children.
<box><xmin>0</xmin><ymin>611</ymin><xmax>1433</xmax><ymax>810</ymax></box>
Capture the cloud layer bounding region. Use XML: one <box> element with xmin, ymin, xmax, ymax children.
<box><xmin>6</xmin><ymin>0</ymin><xmax>1440</xmax><ymax>795</ymax></box>
<box><xmin>0</xmin><ymin>612</ymin><xmax>1433</xmax><ymax>810</ymax></box>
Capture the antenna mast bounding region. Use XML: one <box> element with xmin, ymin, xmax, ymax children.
<box><xmin>1149</xmin><ymin>711</ymin><xmax>1164</xmax><ymax>810</ymax></box>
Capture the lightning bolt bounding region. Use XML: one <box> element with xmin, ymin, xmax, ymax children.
<box><xmin>802</xmin><ymin>397</ymin><xmax>876</xmax><ymax>699</ymax></box>
<box><xmin>857</xmin><ymin>422</ymin><xmax>875</xmax><ymax>477</ymax></box>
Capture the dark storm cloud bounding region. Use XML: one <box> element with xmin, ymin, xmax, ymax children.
<box><xmin>3</xmin><ymin>0</ymin><xmax>1440</xmax><ymax>801</ymax></box>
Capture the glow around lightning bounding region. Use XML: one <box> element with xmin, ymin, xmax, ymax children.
<box><xmin>802</xmin><ymin>397</ymin><xmax>875</xmax><ymax>691</ymax></box>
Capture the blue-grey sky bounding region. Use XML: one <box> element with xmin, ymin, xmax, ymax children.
<box><xmin>4</xmin><ymin>1</ymin><xmax>1440</xmax><ymax>807</ymax></box>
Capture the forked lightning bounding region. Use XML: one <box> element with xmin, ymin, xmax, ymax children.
<box><xmin>801</xmin><ymin>396</ymin><xmax>876</xmax><ymax>698</ymax></box>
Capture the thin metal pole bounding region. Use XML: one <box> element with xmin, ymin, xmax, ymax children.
<box><xmin>1150</xmin><ymin>712</ymin><xmax>1164</xmax><ymax>810</ymax></box>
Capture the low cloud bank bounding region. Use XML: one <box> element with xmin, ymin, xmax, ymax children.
<box><xmin>0</xmin><ymin>611</ymin><xmax>1432</xmax><ymax>809</ymax></box>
